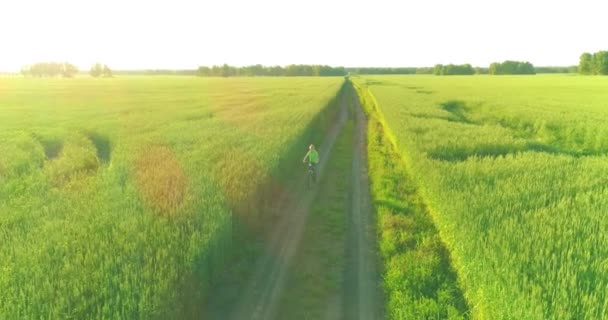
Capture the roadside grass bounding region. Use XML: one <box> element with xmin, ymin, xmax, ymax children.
<box><xmin>352</xmin><ymin>80</ymin><xmax>469</xmax><ymax>319</ymax></box>
<box><xmin>355</xmin><ymin>75</ymin><xmax>608</xmax><ymax>319</ymax></box>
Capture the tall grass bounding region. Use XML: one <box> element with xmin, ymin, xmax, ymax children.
<box><xmin>353</xmin><ymin>75</ymin><xmax>608</xmax><ymax>319</ymax></box>
<box><xmin>0</xmin><ymin>76</ymin><xmax>344</xmax><ymax>318</ymax></box>
<box><xmin>352</xmin><ymin>80</ymin><xmax>468</xmax><ymax>319</ymax></box>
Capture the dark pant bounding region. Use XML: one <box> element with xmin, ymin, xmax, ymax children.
<box><xmin>308</xmin><ymin>162</ymin><xmax>317</xmax><ymax>181</ymax></box>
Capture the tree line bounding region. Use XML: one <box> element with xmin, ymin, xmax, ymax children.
<box><xmin>489</xmin><ymin>61</ymin><xmax>535</xmax><ymax>75</ymax></box>
<box><xmin>347</xmin><ymin>67</ymin><xmax>417</xmax><ymax>75</ymax></box>
<box><xmin>21</xmin><ymin>62</ymin><xmax>79</xmax><ymax>77</ymax></box>
<box><xmin>430</xmin><ymin>61</ymin><xmax>545</xmax><ymax>75</ymax></box>
<box><xmin>578</xmin><ymin>51</ymin><xmax>608</xmax><ymax>75</ymax></box>
<box><xmin>113</xmin><ymin>69</ymin><xmax>197</xmax><ymax>76</ymax></box>
<box><xmin>197</xmin><ymin>64</ymin><xmax>347</xmax><ymax>77</ymax></box>
<box><xmin>20</xmin><ymin>60</ymin><xmax>583</xmax><ymax>78</ymax></box>
<box><xmin>433</xmin><ymin>64</ymin><xmax>475</xmax><ymax>75</ymax></box>
<box><xmin>535</xmin><ymin>66</ymin><xmax>577</xmax><ymax>73</ymax></box>
<box><xmin>90</xmin><ymin>63</ymin><xmax>113</xmax><ymax>77</ymax></box>
<box><xmin>346</xmin><ymin>64</ymin><xmax>572</xmax><ymax>75</ymax></box>
<box><xmin>20</xmin><ymin>62</ymin><xmax>114</xmax><ymax>78</ymax></box>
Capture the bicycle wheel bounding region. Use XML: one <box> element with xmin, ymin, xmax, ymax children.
<box><xmin>308</xmin><ymin>171</ymin><xmax>313</xmax><ymax>189</ymax></box>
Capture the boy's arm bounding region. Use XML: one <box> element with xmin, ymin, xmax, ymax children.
<box><xmin>302</xmin><ymin>150</ymin><xmax>310</xmax><ymax>162</ymax></box>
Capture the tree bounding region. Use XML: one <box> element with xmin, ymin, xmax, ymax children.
<box><xmin>536</xmin><ymin>66</ymin><xmax>577</xmax><ymax>73</ymax></box>
<box><xmin>433</xmin><ymin>64</ymin><xmax>475</xmax><ymax>75</ymax></box>
<box><xmin>61</xmin><ymin>63</ymin><xmax>78</xmax><ymax>77</ymax></box>
<box><xmin>415</xmin><ymin>67</ymin><xmax>434</xmax><ymax>74</ymax></box>
<box><xmin>578</xmin><ymin>53</ymin><xmax>593</xmax><ymax>74</ymax></box>
<box><xmin>21</xmin><ymin>62</ymin><xmax>78</xmax><ymax>77</ymax></box>
<box><xmin>592</xmin><ymin>51</ymin><xmax>608</xmax><ymax>75</ymax></box>
<box><xmin>434</xmin><ymin>64</ymin><xmax>443</xmax><ymax>75</ymax></box>
<box><xmin>516</xmin><ymin>61</ymin><xmax>535</xmax><ymax>74</ymax></box>
<box><xmin>90</xmin><ymin>63</ymin><xmax>113</xmax><ymax>77</ymax></box>
<box><xmin>347</xmin><ymin>67</ymin><xmax>417</xmax><ymax>75</ymax></box>
<box><xmin>475</xmin><ymin>67</ymin><xmax>489</xmax><ymax>74</ymax></box>
<box><xmin>102</xmin><ymin>65</ymin><xmax>113</xmax><ymax>77</ymax></box>
<box><xmin>269</xmin><ymin>65</ymin><xmax>284</xmax><ymax>76</ymax></box>
<box><xmin>195</xmin><ymin>64</ymin><xmax>347</xmax><ymax>77</ymax></box>
<box><xmin>489</xmin><ymin>61</ymin><xmax>535</xmax><ymax>75</ymax></box>
<box><xmin>489</xmin><ymin>62</ymin><xmax>499</xmax><ymax>75</ymax></box>
<box><xmin>90</xmin><ymin>63</ymin><xmax>103</xmax><ymax>77</ymax></box>
<box><xmin>221</xmin><ymin>64</ymin><xmax>232</xmax><ymax>77</ymax></box>
<box><xmin>197</xmin><ymin>66</ymin><xmax>211</xmax><ymax>76</ymax></box>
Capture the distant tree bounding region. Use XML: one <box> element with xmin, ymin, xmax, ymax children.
<box><xmin>312</xmin><ymin>65</ymin><xmax>321</xmax><ymax>76</ymax></box>
<box><xmin>489</xmin><ymin>60</ymin><xmax>535</xmax><ymax>75</ymax></box>
<box><xmin>102</xmin><ymin>65</ymin><xmax>113</xmax><ymax>77</ymax></box>
<box><xmin>567</xmin><ymin>66</ymin><xmax>579</xmax><ymax>73</ymax></box>
<box><xmin>284</xmin><ymin>65</ymin><xmax>311</xmax><ymax>76</ymax></box>
<box><xmin>285</xmin><ymin>65</ymin><xmax>298</xmax><ymax>76</ymax></box>
<box><xmin>415</xmin><ymin>67</ymin><xmax>434</xmax><ymax>74</ymax></box>
<box><xmin>62</xmin><ymin>63</ymin><xmax>79</xmax><ymax>77</ymax></box>
<box><xmin>221</xmin><ymin>64</ymin><xmax>230</xmax><ymax>77</ymax></box>
<box><xmin>221</xmin><ymin>64</ymin><xmax>239</xmax><ymax>77</ymax></box>
<box><xmin>433</xmin><ymin>64</ymin><xmax>443</xmax><ymax>75</ymax></box>
<box><xmin>433</xmin><ymin>64</ymin><xmax>475</xmax><ymax>75</ymax></box>
<box><xmin>90</xmin><ymin>63</ymin><xmax>113</xmax><ymax>77</ymax></box>
<box><xmin>211</xmin><ymin>65</ymin><xmax>222</xmax><ymax>76</ymax></box>
<box><xmin>578</xmin><ymin>53</ymin><xmax>593</xmax><ymax>74</ymax></box>
<box><xmin>197</xmin><ymin>66</ymin><xmax>211</xmax><ymax>76</ymax></box>
<box><xmin>517</xmin><ymin>61</ymin><xmax>535</xmax><ymax>74</ymax></box>
<box><xmin>320</xmin><ymin>65</ymin><xmax>346</xmax><ymax>76</ymax></box>
<box><xmin>21</xmin><ymin>62</ymin><xmax>78</xmax><ymax>77</ymax></box>
<box><xmin>240</xmin><ymin>65</ymin><xmax>263</xmax><ymax>76</ymax></box>
<box><xmin>489</xmin><ymin>62</ymin><xmax>499</xmax><ymax>75</ymax></box>
<box><xmin>90</xmin><ymin>63</ymin><xmax>103</xmax><ymax>77</ymax></box>
<box><xmin>592</xmin><ymin>51</ymin><xmax>608</xmax><ymax>75</ymax></box>
<box><xmin>536</xmin><ymin>66</ymin><xmax>578</xmax><ymax>74</ymax></box>
<box><xmin>347</xmin><ymin>67</ymin><xmax>417</xmax><ymax>75</ymax></box>
<box><xmin>251</xmin><ymin>64</ymin><xmax>267</xmax><ymax>76</ymax></box>
<box><xmin>113</xmin><ymin>69</ymin><xmax>196</xmax><ymax>76</ymax></box>
<box><xmin>475</xmin><ymin>67</ymin><xmax>489</xmax><ymax>74</ymax></box>
<box><xmin>194</xmin><ymin>64</ymin><xmax>346</xmax><ymax>77</ymax></box>
<box><xmin>269</xmin><ymin>65</ymin><xmax>284</xmax><ymax>76</ymax></box>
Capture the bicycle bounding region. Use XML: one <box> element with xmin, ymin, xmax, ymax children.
<box><xmin>306</xmin><ymin>162</ymin><xmax>316</xmax><ymax>189</ymax></box>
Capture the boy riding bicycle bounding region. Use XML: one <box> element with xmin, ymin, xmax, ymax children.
<box><xmin>302</xmin><ymin>144</ymin><xmax>319</xmax><ymax>182</ymax></box>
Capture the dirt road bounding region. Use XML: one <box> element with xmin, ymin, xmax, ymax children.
<box><xmin>344</xmin><ymin>89</ymin><xmax>381</xmax><ymax>319</ymax></box>
<box><xmin>227</xmin><ymin>92</ymin><xmax>349</xmax><ymax>320</ymax></box>
<box><xmin>209</xmin><ymin>87</ymin><xmax>380</xmax><ymax>320</ymax></box>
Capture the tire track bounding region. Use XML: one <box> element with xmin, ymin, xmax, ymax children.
<box><xmin>344</xmin><ymin>87</ymin><xmax>381</xmax><ymax>319</ymax></box>
<box><xmin>228</xmin><ymin>90</ymin><xmax>349</xmax><ymax>320</ymax></box>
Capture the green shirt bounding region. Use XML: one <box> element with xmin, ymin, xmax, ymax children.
<box><xmin>305</xmin><ymin>150</ymin><xmax>319</xmax><ymax>164</ymax></box>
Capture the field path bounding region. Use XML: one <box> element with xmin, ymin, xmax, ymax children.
<box><xmin>215</xmin><ymin>87</ymin><xmax>381</xmax><ymax>320</ymax></box>
<box><xmin>228</xmin><ymin>91</ymin><xmax>350</xmax><ymax>320</ymax></box>
<box><xmin>344</xmin><ymin>89</ymin><xmax>381</xmax><ymax>319</ymax></box>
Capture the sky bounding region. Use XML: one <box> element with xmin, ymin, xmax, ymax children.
<box><xmin>0</xmin><ymin>0</ymin><xmax>606</xmax><ymax>71</ymax></box>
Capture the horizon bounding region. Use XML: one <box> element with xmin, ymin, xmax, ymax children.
<box><xmin>1</xmin><ymin>0</ymin><xmax>606</xmax><ymax>72</ymax></box>
<box><xmin>2</xmin><ymin>62</ymin><xmax>580</xmax><ymax>74</ymax></box>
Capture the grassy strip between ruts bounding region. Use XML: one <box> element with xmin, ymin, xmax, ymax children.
<box><xmin>274</xmin><ymin>102</ymin><xmax>354</xmax><ymax>319</ymax></box>
<box><xmin>351</xmin><ymin>79</ymin><xmax>469</xmax><ymax>319</ymax></box>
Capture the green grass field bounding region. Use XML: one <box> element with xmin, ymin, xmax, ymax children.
<box><xmin>4</xmin><ymin>73</ymin><xmax>607</xmax><ymax>319</ymax></box>
<box><xmin>353</xmin><ymin>75</ymin><xmax>608</xmax><ymax>319</ymax></box>
<box><xmin>354</xmin><ymin>81</ymin><xmax>468</xmax><ymax>319</ymax></box>
<box><xmin>0</xmin><ymin>76</ymin><xmax>343</xmax><ymax>319</ymax></box>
